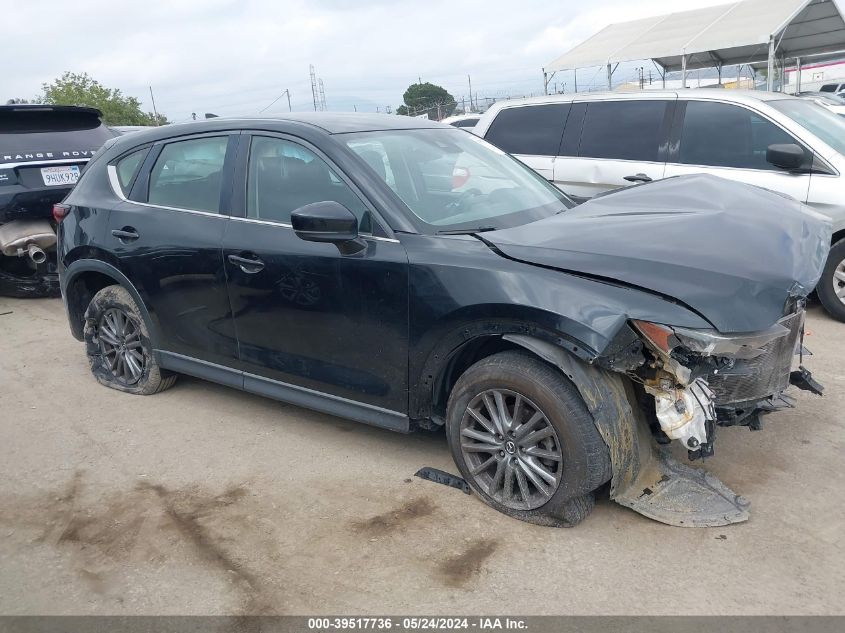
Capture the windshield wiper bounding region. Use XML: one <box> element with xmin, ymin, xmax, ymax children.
<box><xmin>436</xmin><ymin>226</ymin><xmax>498</xmax><ymax>235</ymax></box>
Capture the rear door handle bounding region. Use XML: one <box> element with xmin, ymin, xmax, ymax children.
<box><xmin>111</xmin><ymin>228</ymin><xmax>140</xmax><ymax>242</ymax></box>
<box><xmin>227</xmin><ymin>253</ymin><xmax>265</xmax><ymax>274</ymax></box>
<box><xmin>623</xmin><ymin>173</ymin><xmax>653</xmax><ymax>183</ymax></box>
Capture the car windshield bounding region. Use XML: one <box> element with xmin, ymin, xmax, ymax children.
<box><xmin>769</xmin><ymin>98</ymin><xmax>845</xmax><ymax>156</ymax></box>
<box><xmin>342</xmin><ymin>128</ymin><xmax>573</xmax><ymax>232</ymax></box>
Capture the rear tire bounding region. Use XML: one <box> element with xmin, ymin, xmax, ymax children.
<box><xmin>817</xmin><ymin>238</ymin><xmax>845</xmax><ymax>323</ymax></box>
<box><xmin>83</xmin><ymin>285</ymin><xmax>176</xmax><ymax>395</ymax></box>
<box><xmin>446</xmin><ymin>350</ymin><xmax>610</xmax><ymax>527</ymax></box>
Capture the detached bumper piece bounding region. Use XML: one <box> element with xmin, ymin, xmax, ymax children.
<box><xmin>614</xmin><ymin>447</ymin><xmax>750</xmax><ymax>527</ymax></box>
<box><xmin>789</xmin><ymin>365</ymin><xmax>824</xmax><ymax>396</ymax></box>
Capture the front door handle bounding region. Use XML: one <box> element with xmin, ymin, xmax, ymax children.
<box><xmin>111</xmin><ymin>228</ymin><xmax>140</xmax><ymax>242</ymax></box>
<box><xmin>623</xmin><ymin>173</ymin><xmax>653</xmax><ymax>183</ymax></box>
<box><xmin>228</xmin><ymin>253</ymin><xmax>265</xmax><ymax>274</ymax></box>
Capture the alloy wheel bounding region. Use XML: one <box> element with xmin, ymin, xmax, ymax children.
<box><xmin>459</xmin><ymin>388</ymin><xmax>563</xmax><ymax>510</ymax></box>
<box><xmin>834</xmin><ymin>258</ymin><xmax>845</xmax><ymax>306</ymax></box>
<box><xmin>96</xmin><ymin>307</ymin><xmax>145</xmax><ymax>385</ymax></box>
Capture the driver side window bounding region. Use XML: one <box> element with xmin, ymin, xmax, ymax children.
<box><xmin>247</xmin><ymin>136</ymin><xmax>371</xmax><ymax>230</ymax></box>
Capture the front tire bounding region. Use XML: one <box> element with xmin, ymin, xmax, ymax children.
<box><xmin>446</xmin><ymin>350</ymin><xmax>610</xmax><ymax>527</ymax></box>
<box><xmin>83</xmin><ymin>285</ymin><xmax>176</xmax><ymax>395</ymax></box>
<box><xmin>817</xmin><ymin>238</ymin><xmax>845</xmax><ymax>323</ymax></box>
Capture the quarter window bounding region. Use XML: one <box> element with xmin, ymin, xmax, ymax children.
<box><xmin>247</xmin><ymin>136</ymin><xmax>370</xmax><ymax>227</ymax></box>
<box><xmin>148</xmin><ymin>136</ymin><xmax>228</xmax><ymax>212</ymax></box>
<box><xmin>578</xmin><ymin>101</ymin><xmax>668</xmax><ymax>162</ymax></box>
<box><xmin>484</xmin><ymin>104</ymin><xmax>570</xmax><ymax>156</ymax></box>
<box><xmin>115</xmin><ymin>148</ymin><xmax>147</xmax><ymax>195</ymax></box>
<box><xmin>678</xmin><ymin>101</ymin><xmax>798</xmax><ymax>169</ymax></box>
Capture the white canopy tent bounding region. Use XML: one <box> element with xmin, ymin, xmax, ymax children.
<box><xmin>544</xmin><ymin>0</ymin><xmax>845</xmax><ymax>92</ymax></box>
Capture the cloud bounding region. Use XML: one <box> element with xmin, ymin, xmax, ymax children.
<box><xmin>1</xmin><ymin>0</ymin><xmax>762</xmax><ymax>120</ymax></box>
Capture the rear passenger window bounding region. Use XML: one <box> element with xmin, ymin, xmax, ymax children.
<box><xmin>247</xmin><ymin>136</ymin><xmax>370</xmax><ymax>227</ymax></box>
<box><xmin>678</xmin><ymin>101</ymin><xmax>798</xmax><ymax>170</ymax></box>
<box><xmin>579</xmin><ymin>101</ymin><xmax>667</xmax><ymax>162</ymax></box>
<box><xmin>115</xmin><ymin>148</ymin><xmax>147</xmax><ymax>195</ymax></box>
<box><xmin>148</xmin><ymin>136</ymin><xmax>228</xmax><ymax>212</ymax></box>
<box><xmin>484</xmin><ymin>104</ymin><xmax>570</xmax><ymax>156</ymax></box>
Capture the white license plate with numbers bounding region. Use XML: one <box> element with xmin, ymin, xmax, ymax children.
<box><xmin>40</xmin><ymin>165</ymin><xmax>81</xmax><ymax>186</ymax></box>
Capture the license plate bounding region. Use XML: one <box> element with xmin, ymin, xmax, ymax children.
<box><xmin>40</xmin><ymin>165</ymin><xmax>80</xmax><ymax>186</ymax></box>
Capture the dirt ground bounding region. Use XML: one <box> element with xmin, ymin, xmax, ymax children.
<box><xmin>0</xmin><ymin>296</ymin><xmax>843</xmax><ymax>615</ymax></box>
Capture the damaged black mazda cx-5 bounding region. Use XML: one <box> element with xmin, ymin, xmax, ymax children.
<box><xmin>57</xmin><ymin>114</ymin><xmax>831</xmax><ymax>528</ymax></box>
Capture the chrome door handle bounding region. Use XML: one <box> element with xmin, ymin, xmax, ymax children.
<box><xmin>111</xmin><ymin>228</ymin><xmax>139</xmax><ymax>242</ymax></box>
<box><xmin>227</xmin><ymin>254</ymin><xmax>265</xmax><ymax>274</ymax></box>
<box><xmin>623</xmin><ymin>173</ymin><xmax>653</xmax><ymax>183</ymax></box>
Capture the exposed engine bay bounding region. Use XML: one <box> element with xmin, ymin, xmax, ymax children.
<box><xmin>630</xmin><ymin>306</ymin><xmax>822</xmax><ymax>462</ymax></box>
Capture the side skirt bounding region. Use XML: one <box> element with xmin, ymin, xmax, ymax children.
<box><xmin>157</xmin><ymin>350</ymin><xmax>410</xmax><ymax>433</ymax></box>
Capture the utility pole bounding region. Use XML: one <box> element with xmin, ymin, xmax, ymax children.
<box><xmin>468</xmin><ymin>75</ymin><xmax>473</xmax><ymax>111</ymax></box>
<box><xmin>149</xmin><ymin>86</ymin><xmax>160</xmax><ymax>125</ymax></box>
<box><xmin>286</xmin><ymin>89</ymin><xmax>291</xmax><ymax>111</ymax></box>
<box><xmin>310</xmin><ymin>64</ymin><xmax>319</xmax><ymax>111</ymax></box>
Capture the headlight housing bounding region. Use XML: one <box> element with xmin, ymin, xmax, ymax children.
<box><xmin>632</xmin><ymin>320</ymin><xmax>791</xmax><ymax>360</ymax></box>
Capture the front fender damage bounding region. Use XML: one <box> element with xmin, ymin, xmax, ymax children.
<box><xmin>503</xmin><ymin>334</ymin><xmax>750</xmax><ymax>527</ymax></box>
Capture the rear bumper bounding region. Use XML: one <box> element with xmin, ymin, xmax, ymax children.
<box><xmin>0</xmin><ymin>263</ymin><xmax>59</xmax><ymax>298</ymax></box>
<box><xmin>0</xmin><ymin>183</ymin><xmax>73</xmax><ymax>223</ymax></box>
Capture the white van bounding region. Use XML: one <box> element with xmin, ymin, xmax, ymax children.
<box><xmin>473</xmin><ymin>90</ymin><xmax>845</xmax><ymax>321</ymax></box>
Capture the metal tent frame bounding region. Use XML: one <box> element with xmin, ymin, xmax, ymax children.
<box><xmin>543</xmin><ymin>0</ymin><xmax>845</xmax><ymax>93</ymax></box>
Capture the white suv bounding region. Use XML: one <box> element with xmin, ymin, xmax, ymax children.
<box><xmin>473</xmin><ymin>90</ymin><xmax>845</xmax><ymax>322</ymax></box>
<box><xmin>820</xmin><ymin>83</ymin><xmax>845</xmax><ymax>95</ymax></box>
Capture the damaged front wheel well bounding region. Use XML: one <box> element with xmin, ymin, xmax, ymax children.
<box><xmin>430</xmin><ymin>336</ymin><xmax>524</xmax><ymax>423</ymax></box>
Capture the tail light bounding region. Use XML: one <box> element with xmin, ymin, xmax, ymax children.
<box><xmin>52</xmin><ymin>203</ymin><xmax>70</xmax><ymax>223</ymax></box>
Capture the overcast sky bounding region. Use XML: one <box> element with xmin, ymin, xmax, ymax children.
<box><xmin>4</xmin><ymin>0</ymin><xmax>764</xmax><ymax>121</ymax></box>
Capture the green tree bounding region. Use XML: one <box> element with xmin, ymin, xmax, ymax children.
<box><xmin>41</xmin><ymin>72</ymin><xmax>167</xmax><ymax>125</ymax></box>
<box><xmin>397</xmin><ymin>81</ymin><xmax>456</xmax><ymax>119</ymax></box>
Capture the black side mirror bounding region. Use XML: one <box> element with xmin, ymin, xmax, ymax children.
<box><xmin>291</xmin><ymin>201</ymin><xmax>358</xmax><ymax>243</ymax></box>
<box><xmin>767</xmin><ymin>143</ymin><xmax>805</xmax><ymax>170</ymax></box>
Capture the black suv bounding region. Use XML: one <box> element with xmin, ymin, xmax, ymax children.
<box><xmin>0</xmin><ymin>104</ymin><xmax>115</xmax><ymax>296</ymax></box>
<box><xmin>58</xmin><ymin>114</ymin><xmax>829</xmax><ymax>528</ymax></box>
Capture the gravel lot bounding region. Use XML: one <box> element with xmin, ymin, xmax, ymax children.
<box><xmin>1</xmin><ymin>296</ymin><xmax>843</xmax><ymax>615</ymax></box>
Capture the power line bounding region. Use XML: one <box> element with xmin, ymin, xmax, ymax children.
<box><xmin>259</xmin><ymin>88</ymin><xmax>291</xmax><ymax>113</ymax></box>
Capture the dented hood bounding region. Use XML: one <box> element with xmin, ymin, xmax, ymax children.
<box><xmin>486</xmin><ymin>174</ymin><xmax>832</xmax><ymax>332</ymax></box>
